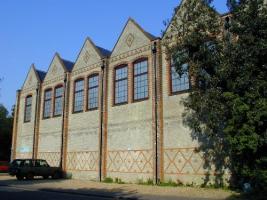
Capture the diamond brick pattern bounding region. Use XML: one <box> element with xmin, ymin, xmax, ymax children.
<box><xmin>67</xmin><ymin>151</ymin><xmax>98</xmax><ymax>171</ymax></box>
<box><xmin>107</xmin><ymin>149</ymin><xmax>153</xmax><ymax>174</ymax></box>
<box><xmin>164</xmin><ymin>148</ymin><xmax>204</xmax><ymax>175</ymax></box>
<box><xmin>38</xmin><ymin>152</ymin><xmax>60</xmax><ymax>167</ymax></box>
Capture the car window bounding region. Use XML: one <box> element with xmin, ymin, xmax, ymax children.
<box><xmin>23</xmin><ymin>160</ymin><xmax>32</xmax><ymax>167</ymax></box>
<box><xmin>35</xmin><ymin>160</ymin><xmax>41</xmax><ymax>167</ymax></box>
<box><xmin>11</xmin><ymin>160</ymin><xmax>23</xmax><ymax>167</ymax></box>
<box><xmin>39</xmin><ymin>160</ymin><xmax>49</xmax><ymax>167</ymax></box>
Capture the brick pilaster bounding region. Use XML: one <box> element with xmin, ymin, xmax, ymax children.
<box><xmin>33</xmin><ymin>84</ymin><xmax>42</xmax><ymax>159</ymax></box>
<box><xmin>11</xmin><ymin>89</ymin><xmax>21</xmax><ymax>160</ymax></box>
<box><xmin>102</xmin><ymin>60</ymin><xmax>109</xmax><ymax>179</ymax></box>
<box><xmin>151</xmin><ymin>39</ymin><xmax>164</xmax><ymax>183</ymax></box>
<box><xmin>62</xmin><ymin>73</ymin><xmax>71</xmax><ymax>171</ymax></box>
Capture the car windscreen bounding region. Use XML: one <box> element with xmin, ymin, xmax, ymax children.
<box><xmin>11</xmin><ymin>160</ymin><xmax>23</xmax><ymax>167</ymax></box>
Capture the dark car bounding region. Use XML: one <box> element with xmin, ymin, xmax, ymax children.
<box><xmin>9</xmin><ymin>159</ymin><xmax>62</xmax><ymax>180</ymax></box>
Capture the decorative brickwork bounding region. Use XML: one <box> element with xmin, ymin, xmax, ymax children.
<box><xmin>67</xmin><ymin>151</ymin><xmax>98</xmax><ymax>171</ymax></box>
<box><xmin>164</xmin><ymin>147</ymin><xmax>205</xmax><ymax>175</ymax></box>
<box><xmin>38</xmin><ymin>152</ymin><xmax>61</xmax><ymax>167</ymax></box>
<box><xmin>107</xmin><ymin>149</ymin><xmax>153</xmax><ymax>174</ymax></box>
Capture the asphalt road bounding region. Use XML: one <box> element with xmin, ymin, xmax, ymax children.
<box><xmin>0</xmin><ymin>185</ymin><xmax>115</xmax><ymax>200</ymax></box>
<box><xmin>0</xmin><ymin>185</ymin><xmax>215</xmax><ymax>200</ymax></box>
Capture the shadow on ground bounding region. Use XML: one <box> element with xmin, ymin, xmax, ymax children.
<box><xmin>0</xmin><ymin>176</ymin><xmax>140</xmax><ymax>199</ymax></box>
<box><xmin>224</xmin><ymin>189</ymin><xmax>267</xmax><ymax>200</ymax></box>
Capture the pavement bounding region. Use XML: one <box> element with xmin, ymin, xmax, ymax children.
<box><xmin>0</xmin><ymin>175</ymin><xmax>236</xmax><ymax>200</ymax></box>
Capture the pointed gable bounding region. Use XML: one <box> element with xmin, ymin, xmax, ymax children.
<box><xmin>43</xmin><ymin>53</ymin><xmax>70</xmax><ymax>82</ymax></box>
<box><xmin>111</xmin><ymin>18</ymin><xmax>156</xmax><ymax>57</ymax></box>
<box><xmin>22</xmin><ymin>64</ymin><xmax>41</xmax><ymax>89</ymax></box>
<box><xmin>163</xmin><ymin>0</ymin><xmax>220</xmax><ymax>39</ymax></box>
<box><xmin>72</xmin><ymin>38</ymin><xmax>111</xmax><ymax>72</ymax></box>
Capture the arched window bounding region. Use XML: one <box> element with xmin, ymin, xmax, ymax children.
<box><xmin>114</xmin><ymin>65</ymin><xmax>128</xmax><ymax>105</ymax></box>
<box><xmin>87</xmin><ymin>74</ymin><xmax>99</xmax><ymax>110</ymax></box>
<box><xmin>24</xmin><ymin>95</ymin><xmax>32</xmax><ymax>122</ymax></box>
<box><xmin>54</xmin><ymin>86</ymin><xmax>63</xmax><ymax>116</ymax></box>
<box><xmin>73</xmin><ymin>79</ymin><xmax>84</xmax><ymax>112</ymax></box>
<box><xmin>133</xmin><ymin>59</ymin><xmax>148</xmax><ymax>101</ymax></box>
<box><xmin>43</xmin><ymin>89</ymin><xmax>52</xmax><ymax>118</ymax></box>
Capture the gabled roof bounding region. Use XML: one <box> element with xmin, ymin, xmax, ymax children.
<box><xmin>36</xmin><ymin>69</ymin><xmax>46</xmax><ymax>81</ymax></box>
<box><xmin>111</xmin><ymin>17</ymin><xmax>157</xmax><ymax>56</ymax></box>
<box><xmin>42</xmin><ymin>52</ymin><xmax>74</xmax><ymax>81</ymax></box>
<box><xmin>71</xmin><ymin>37</ymin><xmax>111</xmax><ymax>72</ymax></box>
<box><xmin>21</xmin><ymin>64</ymin><xmax>41</xmax><ymax>89</ymax></box>
<box><xmin>85</xmin><ymin>37</ymin><xmax>111</xmax><ymax>58</ymax></box>
<box><xmin>128</xmin><ymin>18</ymin><xmax>157</xmax><ymax>40</ymax></box>
<box><xmin>162</xmin><ymin>0</ymin><xmax>221</xmax><ymax>38</ymax></box>
<box><xmin>96</xmin><ymin>46</ymin><xmax>111</xmax><ymax>57</ymax></box>
<box><xmin>61</xmin><ymin>59</ymin><xmax>74</xmax><ymax>72</ymax></box>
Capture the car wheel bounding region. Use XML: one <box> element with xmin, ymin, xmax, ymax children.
<box><xmin>16</xmin><ymin>175</ymin><xmax>23</xmax><ymax>180</ymax></box>
<box><xmin>43</xmin><ymin>175</ymin><xmax>48</xmax><ymax>179</ymax></box>
<box><xmin>52</xmin><ymin>171</ymin><xmax>61</xmax><ymax>179</ymax></box>
<box><xmin>26</xmin><ymin>172</ymin><xmax>34</xmax><ymax>180</ymax></box>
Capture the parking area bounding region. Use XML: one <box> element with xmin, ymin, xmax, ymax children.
<box><xmin>0</xmin><ymin>175</ymin><xmax>236</xmax><ymax>200</ymax></box>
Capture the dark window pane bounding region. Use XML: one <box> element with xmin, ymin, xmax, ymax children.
<box><xmin>171</xmin><ymin>63</ymin><xmax>190</xmax><ymax>93</ymax></box>
<box><xmin>43</xmin><ymin>90</ymin><xmax>52</xmax><ymax>118</ymax></box>
<box><xmin>54</xmin><ymin>86</ymin><xmax>63</xmax><ymax>116</ymax></box>
<box><xmin>24</xmin><ymin>96</ymin><xmax>32</xmax><ymax>122</ymax></box>
<box><xmin>88</xmin><ymin>75</ymin><xmax>99</xmax><ymax>109</ymax></box>
<box><xmin>115</xmin><ymin>66</ymin><xmax>128</xmax><ymax>104</ymax></box>
<box><xmin>74</xmin><ymin>79</ymin><xmax>84</xmax><ymax>112</ymax></box>
<box><xmin>134</xmin><ymin>60</ymin><xmax>148</xmax><ymax>100</ymax></box>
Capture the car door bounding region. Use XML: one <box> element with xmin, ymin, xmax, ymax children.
<box><xmin>39</xmin><ymin>160</ymin><xmax>50</xmax><ymax>177</ymax></box>
<box><xmin>22</xmin><ymin>159</ymin><xmax>33</xmax><ymax>175</ymax></box>
<box><xmin>34</xmin><ymin>160</ymin><xmax>43</xmax><ymax>176</ymax></box>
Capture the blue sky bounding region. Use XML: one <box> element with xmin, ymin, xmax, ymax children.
<box><xmin>0</xmin><ymin>0</ymin><xmax>228</xmax><ymax>113</ymax></box>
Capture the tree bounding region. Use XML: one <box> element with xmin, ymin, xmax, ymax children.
<box><xmin>0</xmin><ymin>104</ymin><xmax>13</xmax><ymax>161</ymax></box>
<box><xmin>163</xmin><ymin>0</ymin><xmax>267</xmax><ymax>190</ymax></box>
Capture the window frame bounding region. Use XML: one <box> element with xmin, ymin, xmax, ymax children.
<box><xmin>43</xmin><ymin>88</ymin><xmax>53</xmax><ymax>119</ymax></box>
<box><xmin>168</xmin><ymin>60</ymin><xmax>190</xmax><ymax>95</ymax></box>
<box><xmin>73</xmin><ymin>78</ymin><xmax>85</xmax><ymax>113</ymax></box>
<box><xmin>113</xmin><ymin>64</ymin><xmax>128</xmax><ymax>106</ymax></box>
<box><xmin>132</xmin><ymin>58</ymin><xmax>149</xmax><ymax>102</ymax></box>
<box><xmin>53</xmin><ymin>84</ymin><xmax>64</xmax><ymax>117</ymax></box>
<box><xmin>24</xmin><ymin>94</ymin><xmax>32</xmax><ymax>123</ymax></box>
<box><xmin>86</xmin><ymin>73</ymin><xmax>100</xmax><ymax>111</ymax></box>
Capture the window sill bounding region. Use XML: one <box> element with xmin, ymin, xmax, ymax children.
<box><xmin>170</xmin><ymin>89</ymin><xmax>190</xmax><ymax>96</ymax></box>
<box><xmin>72</xmin><ymin>110</ymin><xmax>84</xmax><ymax>114</ymax></box>
<box><xmin>53</xmin><ymin>114</ymin><xmax>62</xmax><ymax>118</ymax></box>
<box><xmin>112</xmin><ymin>101</ymin><xmax>128</xmax><ymax>107</ymax></box>
<box><xmin>133</xmin><ymin>97</ymin><xmax>149</xmax><ymax>103</ymax></box>
<box><xmin>86</xmin><ymin>107</ymin><xmax>98</xmax><ymax>112</ymax></box>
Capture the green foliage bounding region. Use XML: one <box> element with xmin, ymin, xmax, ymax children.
<box><xmin>114</xmin><ymin>177</ymin><xmax>125</xmax><ymax>184</ymax></box>
<box><xmin>158</xmin><ymin>179</ymin><xmax>182</xmax><ymax>187</ymax></box>
<box><xmin>137</xmin><ymin>178</ymin><xmax>154</xmax><ymax>185</ymax></box>
<box><xmin>103</xmin><ymin>177</ymin><xmax>113</xmax><ymax>183</ymax></box>
<box><xmin>163</xmin><ymin>0</ymin><xmax>267</xmax><ymax>191</ymax></box>
<box><xmin>0</xmin><ymin>104</ymin><xmax>13</xmax><ymax>161</ymax></box>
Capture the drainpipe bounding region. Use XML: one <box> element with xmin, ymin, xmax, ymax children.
<box><xmin>32</xmin><ymin>83</ymin><xmax>40</xmax><ymax>159</ymax></box>
<box><xmin>152</xmin><ymin>41</ymin><xmax>159</xmax><ymax>184</ymax></box>
<box><xmin>99</xmin><ymin>59</ymin><xmax>105</xmax><ymax>181</ymax></box>
<box><xmin>60</xmin><ymin>72</ymin><xmax>67</xmax><ymax>170</ymax></box>
<box><xmin>99</xmin><ymin>59</ymin><xmax>105</xmax><ymax>182</ymax></box>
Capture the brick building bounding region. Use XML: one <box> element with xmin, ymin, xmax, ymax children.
<box><xmin>11</xmin><ymin>1</ymin><xmax>228</xmax><ymax>184</ymax></box>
